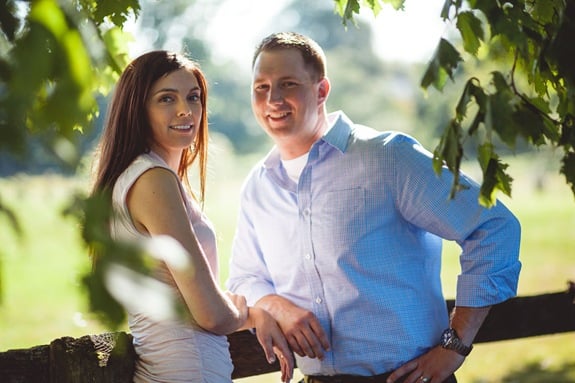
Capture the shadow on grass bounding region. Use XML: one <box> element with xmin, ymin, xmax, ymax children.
<box><xmin>472</xmin><ymin>361</ymin><xmax>575</xmax><ymax>383</ymax></box>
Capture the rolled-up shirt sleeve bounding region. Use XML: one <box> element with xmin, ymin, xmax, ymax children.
<box><xmin>392</xmin><ymin>135</ymin><xmax>522</xmax><ymax>307</ymax></box>
<box><xmin>454</xmin><ymin>203</ymin><xmax>522</xmax><ymax>306</ymax></box>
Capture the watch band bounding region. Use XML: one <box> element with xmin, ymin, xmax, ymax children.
<box><xmin>440</xmin><ymin>328</ymin><xmax>473</xmax><ymax>356</ymax></box>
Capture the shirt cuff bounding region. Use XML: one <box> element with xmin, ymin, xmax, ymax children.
<box><xmin>234</xmin><ymin>280</ymin><xmax>277</xmax><ymax>307</ymax></box>
<box><xmin>455</xmin><ymin>261</ymin><xmax>522</xmax><ymax>307</ymax></box>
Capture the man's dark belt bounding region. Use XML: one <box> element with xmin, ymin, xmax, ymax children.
<box><xmin>302</xmin><ymin>373</ymin><xmax>457</xmax><ymax>383</ymax></box>
<box><xmin>302</xmin><ymin>371</ymin><xmax>399</xmax><ymax>383</ymax></box>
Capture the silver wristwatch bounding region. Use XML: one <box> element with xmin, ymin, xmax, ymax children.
<box><xmin>440</xmin><ymin>328</ymin><xmax>473</xmax><ymax>356</ymax></box>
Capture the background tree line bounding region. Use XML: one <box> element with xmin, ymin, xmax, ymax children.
<box><xmin>3</xmin><ymin>0</ymin><xmax>572</xmax><ymax>199</ymax></box>
<box><xmin>0</xmin><ymin>0</ymin><xmax>449</xmax><ymax>174</ymax></box>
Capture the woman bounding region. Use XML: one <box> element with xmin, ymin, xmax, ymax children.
<box><xmin>91</xmin><ymin>50</ymin><xmax>293</xmax><ymax>382</ymax></box>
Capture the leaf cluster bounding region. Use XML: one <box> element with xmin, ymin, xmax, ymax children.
<box><xmin>65</xmin><ymin>191</ymin><xmax>186</xmax><ymax>330</ymax></box>
<box><xmin>0</xmin><ymin>0</ymin><xmax>136</xmax><ymax>165</ymax></box>
<box><xmin>0</xmin><ymin>0</ymin><xmax>139</xmax><ymax>328</ymax></box>
<box><xmin>335</xmin><ymin>0</ymin><xmax>575</xmax><ymax>206</ymax></box>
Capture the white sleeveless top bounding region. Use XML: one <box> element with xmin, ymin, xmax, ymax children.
<box><xmin>111</xmin><ymin>152</ymin><xmax>233</xmax><ymax>383</ymax></box>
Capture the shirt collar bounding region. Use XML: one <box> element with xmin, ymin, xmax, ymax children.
<box><xmin>263</xmin><ymin>111</ymin><xmax>353</xmax><ymax>170</ymax></box>
<box><xmin>323</xmin><ymin>110</ymin><xmax>352</xmax><ymax>154</ymax></box>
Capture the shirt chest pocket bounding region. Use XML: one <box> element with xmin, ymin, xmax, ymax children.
<box><xmin>312</xmin><ymin>187</ymin><xmax>367</xmax><ymax>254</ymax></box>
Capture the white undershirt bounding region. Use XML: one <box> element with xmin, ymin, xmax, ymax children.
<box><xmin>281</xmin><ymin>152</ymin><xmax>309</xmax><ymax>183</ymax></box>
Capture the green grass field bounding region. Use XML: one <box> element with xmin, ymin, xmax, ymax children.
<box><xmin>0</xmin><ymin>151</ymin><xmax>574</xmax><ymax>383</ymax></box>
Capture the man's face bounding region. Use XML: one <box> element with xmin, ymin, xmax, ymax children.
<box><xmin>251</xmin><ymin>48</ymin><xmax>328</xmax><ymax>156</ymax></box>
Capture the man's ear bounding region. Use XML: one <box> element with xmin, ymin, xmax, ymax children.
<box><xmin>317</xmin><ymin>77</ymin><xmax>330</xmax><ymax>105</ymax></box>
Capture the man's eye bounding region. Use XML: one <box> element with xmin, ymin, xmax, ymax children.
<box><xmin>254</xmin><ymin>84</ymin><xmax>269</xmax><ymax>91</ymax></box>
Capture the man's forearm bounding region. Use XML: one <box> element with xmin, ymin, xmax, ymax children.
<box><xmin>449</xmin><ymin>305</ymin><xmax>491</xmax><ymax>346</ymax></box>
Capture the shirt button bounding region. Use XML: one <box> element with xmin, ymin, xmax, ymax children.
<box><xmin>304</xmin><ymin>253</ymin><xmax>311</xmax><ymax>260</ymax></box>
<box><xmin>303</xmin><ymin>208</ymin><xmax>311</xmax><ymax>216</ymax></box>
<box><xmin>315</xmin><ymin>297</ymin><xmax>322</xmax><ymax>304</ymax></box>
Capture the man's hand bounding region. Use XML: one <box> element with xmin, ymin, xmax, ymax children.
<box><xmin>386</xmin><ymin>346</ymin><xmax>464</xmax><ymax>383</ymax></box>
<box><xmin>387</xmin><ymin>305</ymin><xmax>491</xmax><ymax>383</ymax></box>
<box><xmin>256</xmin><ymin>294</ymin><xmax>330</xmax><ymax>359</ymax></box>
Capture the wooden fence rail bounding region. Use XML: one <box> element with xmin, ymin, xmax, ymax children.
<box><xmin>1</xmin><ymin>282</ymin><xmax>574</xmax><ymax>383</ymax></box>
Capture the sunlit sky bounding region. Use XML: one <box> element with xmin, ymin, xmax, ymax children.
<box><xmin>127</xmin><ymin>0</ymin><xmax>451</xmax><ymax>69</ymax></box>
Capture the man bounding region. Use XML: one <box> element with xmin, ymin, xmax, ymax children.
<box><xmin>226</xmin><ymin>32</ymin><xmax>521</xmax><ymax>383</ymax></box>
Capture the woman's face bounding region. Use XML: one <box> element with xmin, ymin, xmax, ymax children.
<box><xmin>146</xmin><ymin>68</ymin><xmax>202</xmax><ymax>161</ymax></box>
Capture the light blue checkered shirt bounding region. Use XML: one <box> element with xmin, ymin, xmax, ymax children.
<box><xmin>227</xmin><ymin>111</ymin><xmax>521</xmax><ymax>376</ymax></box>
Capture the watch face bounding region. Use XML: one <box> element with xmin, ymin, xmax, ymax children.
<box><xmin>440</xmin><ymin>328</ymin><xmax>472</xmax><ymax>356</ymax></box>
<box><xmin>441</xmin><ymin>328</ymin><xmax>455</xmax><ymax>346</ymax></box>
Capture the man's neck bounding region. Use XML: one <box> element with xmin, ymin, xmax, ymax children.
<box><xmin>278</xmin><ymin>117</ymin><xmax>328</xmax><ymax>160</ymax></box>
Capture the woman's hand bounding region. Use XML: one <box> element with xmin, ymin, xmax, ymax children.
<box><xmin>248</xmin><ymin>306</ymin><xmax>294</xmax><ymax>383</ymax></box>
<box><xmin>225</xmin><ymin>291</ymin><xmax>249</xmax><ymax>326</ymax></box>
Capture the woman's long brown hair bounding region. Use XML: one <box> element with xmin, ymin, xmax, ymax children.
<box><xmin>92</xmin><ymin>50</ymin><xmax>209</xmax><ymax>203</ymax></box>
<box><xmin>88</xmin><ymin>51</ymin><xmax>209</xmax><ymax>265</ymax></box>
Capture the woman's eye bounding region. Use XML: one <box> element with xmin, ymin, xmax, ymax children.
<box><xmin>159</xmin><ymin>95</ymin><xmax>174</xmax><ymax>103</ymax></box>
<box><xmin>188</xmin><ymin>94</ymin><xmax>201</xmax><ymax>102</ymax></box>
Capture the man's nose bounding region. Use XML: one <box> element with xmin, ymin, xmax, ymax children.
<box><xmin>269</xmin><ymin>86</ymin><xmax>284</xmax><ymax>103</ymax></box>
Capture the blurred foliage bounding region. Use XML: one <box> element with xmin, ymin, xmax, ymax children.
<box><xmin>64</xmin><ymin>191</ymin><xmax>131</xmax><ymax>329</ymax></box>
<box><xmin>0</xmin><ymin>0</ymin><xmax>136</xmax><ymax>166</ymax></box>
<box><xmin>65</xmin><ymin>190</ymin><xmax>191</xmax><ymax>330</ymax></box>
<box><xmin>337</xmin><ymin>0</ymin><xmax>575</xmax><ymax>206</ymax></box>
<box><xmin>0</xmin><ymin>0</ymin><xmax>138</xmax><ymax>324</ymax></box>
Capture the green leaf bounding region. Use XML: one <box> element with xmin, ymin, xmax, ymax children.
<box><xmin>532</xmin><ymin>0</ymin><xmax>562</xmax><ymax>24</ymax></box>
<box><xmin>512</xmin><ymin>98</ymin><xmax>558</xmax><ymax>146</ymax></box>
<box><xmin>485</xmin><ymin>72</ymin><xmax>518</xmax><ymax>147</ymax></box>
<box><xmin>467</xmin><ymin>108</ymin><xmax>485</xmax><ymax>137</ymax></box>
<box><xmin>421</xmin><ymin>38</ymin><xmax>462</xmax><ymax>91</ymax></box>
<box><xmin>102</xmin><ymin>26</ymin><xmax>132</xmax><ymax>74</ymax></box>
<box><xmin>559</xmin><ymin>116</ymin><xmax>575</xmax><ymax>150</ymax></box>
<box><xmin>440</xmin><ymin>0</ymin><xmax>452</xmax><ymax>21</ymax></box>
<box><xmin>92</xmin><ymin>0</ymin><xmax>140</xmax><ymax>27</ymax></box>
<box><xmin>82</xmin><ymin>264</ymin><xmax>127</xmax><ymax>330</ymax></box>
<box><xmin>10</xmin><ymin>22</ymin><xmax>55</xmax><ymax>98</ymax></box>
<box><xmin>333</xmin><ymin>0</ymin><xmax>361</xmax><ymax>26</ymax></box>
<box><xmin>433</xmin><ymin>119</ymin><xmax>463</xmax><ymax>198</ymax></box>
<box><xmin>455</xmin><ymin>77</ymin><xmax>485</xmax><ymax>123</ymax></box>
<box><xmin>0</xmin><ymin>0</ymin><xmax>20</xmax><ymax>41</ymax></box>
<box><xmin>477</xmin><ymin>143</ymin><xmax>513</xmax><ymax>206</ymax></box>
<box><xmin>333</xmin><ymin>0</ymin><xmax>406</xmax><ymax>25</ymax></box>
<box><xmin>363</xmin><ymin>0</ymin><xmax>384</xmax><ymax>16</ymax></box>
<box><xmin>380</xmin><ymin>0</ymin><xmax>405</xmax><ymax>11</ymax></box>
<box><xmin>456</xmin><ymin>11</ymin><xmax>484</xmax><ymax>55</ymax></box>
<box><xmin>546</xmin><ymin>0</ymin><xmax>575</xmax><ymax>88</ymax></box>
<box><xmin>561</xmin><ymin>151</ymin><xmax>575</xmax><ymax>197</ymax></box>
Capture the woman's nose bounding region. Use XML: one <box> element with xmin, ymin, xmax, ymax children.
<box><xmin>178</xmin><ymin>101</ymin><xmax>192</xmax><ymax>116</ymax></box>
